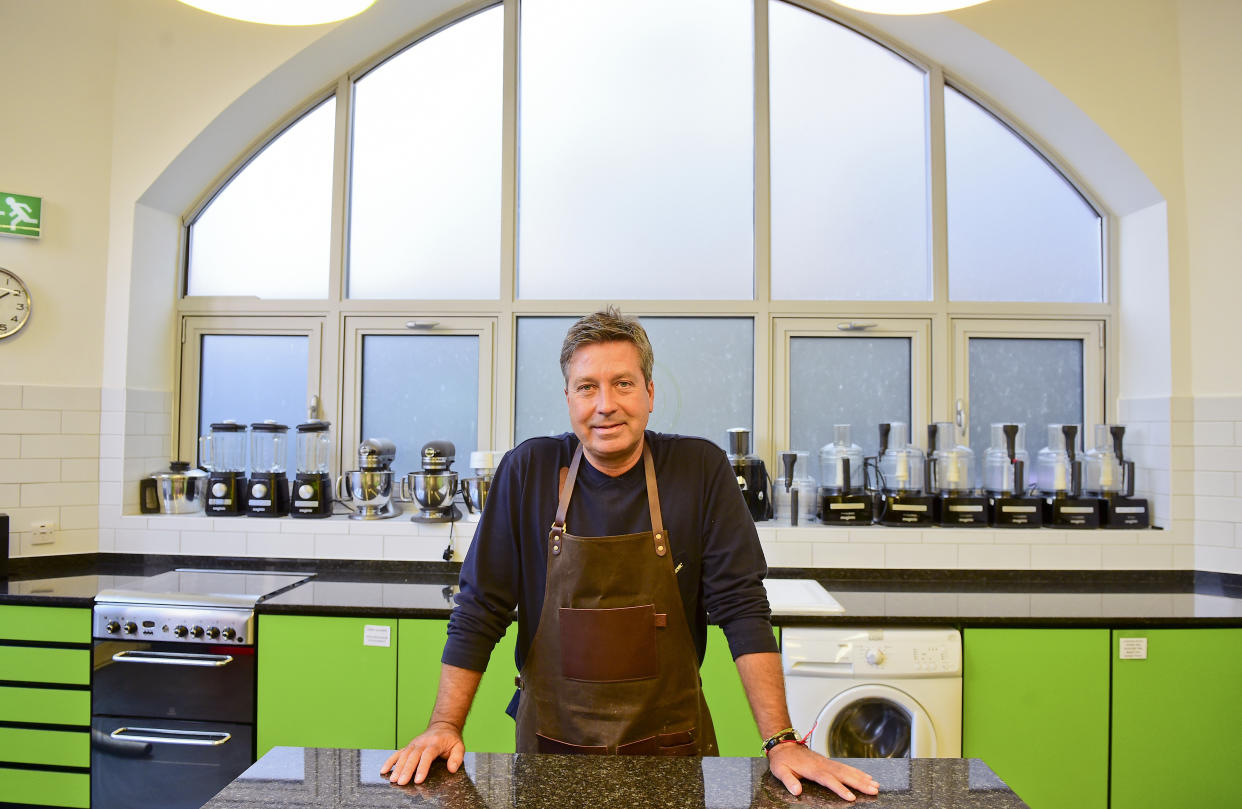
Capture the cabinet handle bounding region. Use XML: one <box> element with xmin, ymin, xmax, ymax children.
<box><xmin>110</xmin><ymin>727</ymin><xmax>232</xmax><ymax>746</ymax></box>
<box><xmin>112</xmin><ymin>650</ymin><xmax>234</xmax><ymax>667</ymax></box>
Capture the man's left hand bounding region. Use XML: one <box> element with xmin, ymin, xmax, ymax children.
<box><xmin>765</xmin><ymin>742</ymin><xmax>880</xmax><ymax>801</ymax></box>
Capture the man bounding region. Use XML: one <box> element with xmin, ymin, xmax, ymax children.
<box><xmin>382</xmin><ymin>308</ymin><xmax>878</xmax><ymax>801</ymax></box>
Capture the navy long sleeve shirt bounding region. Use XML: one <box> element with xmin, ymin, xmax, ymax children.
<box><xmin>443</xmin><ymin>431</ymin><xmax>778</xmax><ymax>683</ymax></box>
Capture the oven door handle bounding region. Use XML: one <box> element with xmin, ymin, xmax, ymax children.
<box><xmin>110</xmin><ymin>727</ymin><xmax>233</xmax><ymax>747</ymax></box>
<box><xmin>111</xmin><ymin>650</ymin><xmax>234</xmax><ymax>667</ymax></box>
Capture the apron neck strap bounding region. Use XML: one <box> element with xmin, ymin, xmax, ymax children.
<box><xmin>550</xmin><ymin>441</ymin><xmax>667</xmax><ymax>555</ymax></box>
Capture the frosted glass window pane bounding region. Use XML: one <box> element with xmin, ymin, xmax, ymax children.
<box><xmin>360</xmin><ymin>335</ymin><xmax>479</xmax><ymax>479</ymax></box>
<box><xmin>515</xmin><ymin>317</ymin><xmax>753</xmax><ymax>452</ymax></box>
<box><xmin>349</xmin><ymin>8</ymin><xmax>503</xmax><ymax>299</ymax></box>
<box><xmin>198</xmin><ymin>335</ymin><xmax>308</xmax><ymax>473</ymax></box>
<box><xmin>770</xmin><ymin>1</ymin><xmax>930</xmax><ymax>301</ymax></box>
<box><xmin>967</xmin><ymin>338</ymin><xmax>1083</xmax><ymax>460</ymax></box>
<box><xmin>945</xmin><ymin>87</ymin><xmax>1103</xmax><ymax>302</ymax></box>
<box><xmin>788</xmin><ymin>337</ymin><xmax>910</xmax><ymax>477</ymax></box>
<box><xmin>188</xmin><ymin>100</ymin><xmax>335</xmax><ymax>298</ymax></box>
<box><xmin>518</xmin><ymin>0</ymin><xmax>754</xmax><ymax>300</ymax></box>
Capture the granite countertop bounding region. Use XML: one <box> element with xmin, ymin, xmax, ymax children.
<box><xmin>201</xmin><ymin>748</ymin><xmax>1030</xmax><ymax>809</ymax></box>
<box><xmin>3</xmin><ymin>553</ymin><xmax>1242</xmax><ymax>626</ymax></box>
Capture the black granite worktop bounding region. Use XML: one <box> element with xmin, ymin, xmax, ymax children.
<box><xmin>3</xmin><ymin>553</ymin><xmax>1242</xmax><ymax>626</ymax></box>
<box><xmin>201</xmin><ymin>748</ymin><xmax>1030</xmax><ymax>809</ymax></box>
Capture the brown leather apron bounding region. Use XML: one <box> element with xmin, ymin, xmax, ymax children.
<box><xmin>515</xmin><ymin>442</ymin><xmax>718</xmax><ymax>756</ymax></box>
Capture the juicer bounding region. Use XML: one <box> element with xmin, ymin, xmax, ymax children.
<box><xmin>339</xmin><ymin>438</ymin><xmax>401</xmax><ymax>520</ymax></box>
<box><xmin>817</xmin><ymin>424</ymin><xmax>874</xmax><ymax>524</ymax></box>
<box><xmin>200</xmin><ymin>420</ymin><xmax>246</xmax><ymax>516</ymax></box>
<box><xmin>983</xmin><ymin>423</ymin><xmax>1042</xmax><ymax>528</ymax></box>
<box><xmin>726</xmin><ymin>427</ymin><xmax>771</xmax><ymax>522</ymax></box>
<box><xmin>876</xmin><ymin>422</ymin><xmax>934</xmax><ymax>526</ymax></box>
<box><xmin>1085</xmin><ymin>424</ymin><xmax>1150</xmax><ymax>528</ymax></box>
<box><xmin>246</xmin><ymin>421</ymin><xmax>290</xmax><ymax>517</ymax></box>
<box><xmin>774</xmin><ymin>450</ymin><xmax>816</xmax><ymax>527</ymax></box>
<box><xmin>403</xmin><ymin>440</ymin><xmax>462</xmax><ymax>524</ymax></box>
<box><xmin>291</xmin><ymin>420</ymin><xmax>333</xmax><ymax>519</ymax></box>
<box><xmin>1036</xmin><ymin>424</ymin><xmax>1101</xmax><ymax>528</ymax></box>
<box><xmin>928</xmin><ymin>422</ymin><xmax>988</xmax><ymax>527</ymax></box>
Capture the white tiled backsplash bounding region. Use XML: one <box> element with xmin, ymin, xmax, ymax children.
<box><xmin>3</xmin><ymin>384</ymin><xmax>1242</xmax><ymax>573</ymax></box>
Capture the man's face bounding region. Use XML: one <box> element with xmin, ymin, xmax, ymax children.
<box><xmin>564</xmin><ymin>340</ymin><xmax>654</xmax><ymax>475</ymax></box>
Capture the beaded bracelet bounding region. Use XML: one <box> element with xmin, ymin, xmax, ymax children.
<box><xmin>761</xmin><ymin>727</ymin><xmax>801</xmax><ymax>755</ymax></box>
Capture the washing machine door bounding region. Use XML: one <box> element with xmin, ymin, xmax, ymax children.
<box><xmin>807</xmin><ymin>684</ymin><xmax>937</xmax><ymax>758</ymax></box>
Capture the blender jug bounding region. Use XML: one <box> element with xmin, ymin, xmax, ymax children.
<box><xmin>246</xmin><ymin>421</ymin><xmax>290</xmax><ymax>517</ymax></box>
<box><xmin>291</xmin><ymin>420</ymin><xmax>332</xmax><ymax>518</ymax></box>
<box><xmin>200</xmin><ymin>420</ymin><xmax>247</xmax><ymax>516</ymax></box>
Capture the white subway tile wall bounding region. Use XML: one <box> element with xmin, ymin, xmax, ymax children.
<box><xmin>3</xmin><ymin>385</ymin><xmax>1241</xmax><ymax>572</ymax></box>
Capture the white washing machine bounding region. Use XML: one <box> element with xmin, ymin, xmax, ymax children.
<box><xmin>782</xmin><ymin>626</ymin><xmax>962</xmax><ymax>758</ymax></box>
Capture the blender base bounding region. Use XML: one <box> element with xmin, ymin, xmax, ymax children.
<box><xmin>879</xmin><ymin>494</ymin><xmax>936</xmax><ymax>526</ymax></box>
<box><xmin>990</xmin><ymin>496</ymin><xmax>1043</xmax><ymax>527</ymax></box>
<box><xmin>818</xmin><ymin>493</ymin><xmax>875</xmax><ymax>524</ymax></box>
<box><xmin>1045</xmin><ymin>497</ymin><xmax>1103</xmax><ymax>528</ymax></box>
<box><xmin>1103</xmin><ymin>496</ymin><xmax>1150</xmax><ymax>528</ymax></box>
<box><xmin>939</xmin><ymin>495</ymin><xmax>990</xmax><ymax>526</ymax></box>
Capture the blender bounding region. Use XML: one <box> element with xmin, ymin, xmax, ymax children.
<box><xmin>1085</xmin><ymin>424</ymin><xmax>1150</xmax><ymax>528</ymax></box>
<box><xmin>199</xmin><ymin>420</ymin><xmax>247</xmax><ymax>516</ymax></box>
<box><xmin>983</xmin><ymin>423</ymin><xmax>1042</xmax><ymax>528</ymax></box>
<box><xmin>338</xmin><ymin>438</ymin><xmax>401</xmax><ymax>520</ymax></box>
<box><xmin>402</xmin><ymin>440</ymin><xmax>462</xmax><ymax>523</ymax></box>
<box><xmin>876</xmin><ymin>422</ymin><xmax>934</xmax><ymax>526</ymax></box>
<box><xmin>817</xmin><ymin>425</ymin><xmax>873</xmax><ymax>524</ymax></box>
<box><xmin>726</xmin><ymin>428</ymin><xmax>771</xmax><ymax>522</ymax></box>
<box><xmin>291</xmin><ymin>420</ymin><xmax>333</xmax><ymax>519</ymax></box>
<box><xmin>928</xmin><ymin>422</ymin><xmax>988</xmax><ymax>527</ymax></box>
<box><xmin>773</xmin><ymin>450</ymin><xmax>816</xmax><ymax>527</ymax></box>
<box><xmin>1036</xmin><ymin>424</ymin><xmax>1101</xmax><ymax>528</ymax></box>
<box><xmin>246</xmin><ymin>421</ymin><xmax>290</xmax><ymax>517</ymax></box>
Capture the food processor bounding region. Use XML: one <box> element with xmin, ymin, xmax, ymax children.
<box><xmin>338</xmin><ymin>438</ymin><xmax>401</xmax><ymax>520</ymax></box>
<box><xmin>1085</xmin><ymin>424</ymin><xmax>1150</xmax><ymax>528</ymax></box>
<box><xmin>927</xmin><ymin>422</ymin><xmax>988</xmax><ymax>527</ymax></box>
<box><xmin>982</xmin><ymin>423</ymin><xmax>1042</xmax><ymax>528</ymax></box>
<box><xmin>200</xmin><ymin>420</ymin><xmax>247</xmax><ymax>516</ymax></box>
<box><xmin>290</xmin><ymin>420</ymin><xmax>333</xmax><ymax>519</ymax></box>
<box><xmin>876</xmin><ymin>422</ymin><xmax>934</xmax><ymax>526</ymax></box>
<box><xmin>246</xmin><ymin>421</ymin><xmax>290</xmax><ymax>517</ymax></box>
<box><xmin>1036</xmin><ymin>424</ymin><xmax>1101</xmax><ymax>528</ymax></box>
<box><xmin>773</xmin><ymin>450</ymin><xmax>816</xmax><ymax>527</ymax></box>
<box><xmin>402</xmin><ymin>440</ymin><xmax>462</xmax><ymax>524</ymax></box>
<box><xmin>817</xmin><ymin>425</ymin><xmax>873</xmax><ymax>525</ymax></box>
<box><xmin>726</xmin><ymin>428</ymin><xmax>771</xmax><ymax>522</ymax></box>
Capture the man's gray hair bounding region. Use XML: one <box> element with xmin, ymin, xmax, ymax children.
<box><xmin>560</xmin><ymin>306</ymin><xmax>655</xmax><ymax>385</ymax></box>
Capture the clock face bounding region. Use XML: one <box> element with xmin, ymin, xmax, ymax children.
<box><xmin>0</xmin><ymin>268</ymin><xmax>31</xmax><ymax>339</ymax></box>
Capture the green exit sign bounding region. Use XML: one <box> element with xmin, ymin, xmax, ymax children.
<box><xmin>1</xmin><ymin>192</ymin><xmax>42</xmax><ymax>239</ymax></box>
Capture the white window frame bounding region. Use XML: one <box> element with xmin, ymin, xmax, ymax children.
<box><xmin>951</xmin><ymin>318</ymin><xmax>1105</xmax><ymax>443</ymax></box>
<box><xmin>339</xmin><ymin>316</ymin><xmax>496</xmax><ymax>469</ymax></box>
<box><xmin>772</xmin><ymin>316</ymin><xmax>932</xmax><ymax>453</ymax></box>
<box><xmin>176</xmin><ymin>316</ymin><xmax>325</xmax><ymax>466</ymax></box>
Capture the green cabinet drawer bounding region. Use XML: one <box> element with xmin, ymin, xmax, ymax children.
<box><xmin>257</xmin><ymin>615</ymin><xmax>397</xmax><ymax>758</ymax></box>
<box><xmin>0</xmin><ymin>646</ymin><xmax>90</xmax><ymax>685</ymax></box>
<box><xmin>0</xmin><ymin>605</ymin><xmax>90</xmax><ymax>644</ymax></box>
<box><xmin>0</xmin><ymin>766</ymin><xmax>89</xmax><ymax>808</ymax></box>
<box><xmin>0</xmin><ymin>727</ymin><xmax>89</xmax><ymax>767</ymax></box>
<box><xmin>0</xmin><ymin>686</ymin><xmax>90</xmax><ymax>725</ymax></box>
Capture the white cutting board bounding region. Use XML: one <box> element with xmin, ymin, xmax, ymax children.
<box><xmin>763</xmin><ymin>578</ymin><xmax>845</xmax><ymax>615</ymax></box>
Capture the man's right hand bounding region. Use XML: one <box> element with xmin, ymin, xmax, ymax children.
<box><xmin>380</xmin><ymin>721</ymin><xmax>465</xmax><ymax>786</ymax></box>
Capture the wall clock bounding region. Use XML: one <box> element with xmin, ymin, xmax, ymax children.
<box><xmin>0</xmin><ymin>268</ymin><xmax>32</xmax><ymax>339</ymax></box>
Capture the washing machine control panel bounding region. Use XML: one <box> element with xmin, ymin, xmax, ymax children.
<box><xmin>852</xmin><ymin>642</ymin><xmax>961</xmax><ymax>675</ymax></box>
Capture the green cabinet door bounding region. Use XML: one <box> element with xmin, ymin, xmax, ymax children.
<box><xmin>0</xmin><ymin>605</ymin><xmax>90</xmax><ymax>644</ymax></box>
<box><xmin>395</xmin><ymin>619</ymin><xmax>517</xmax><ymax>754</ymax></box>
<box><xmin>1111</xmin><ymin>629</ymin><xmax>1242</xmax><ymax>809</ymax></box>
<box><xmin>257</xmin><ymin>615</ymin><xmax>397</xmax><ymax>758</ymax></box>
<box><xmin>701</xmin><ymin>625</ymin><xmax>780</xmax><ymax>757</ymax></box>
<box><xmin>963</xmin><ymin>628</ymin><xmax>1109</xmax><ymax>809</ymax></box>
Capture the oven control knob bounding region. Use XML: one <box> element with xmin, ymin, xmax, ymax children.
<box><xmin>123</xmin><ymin>622</ymin><xmax>138</xmax><ymax>635</ymax></box>
<box><xmin>105</xmin><ymin>621</ymin><xmax>121</xmax><ymax>634</ymax></box>
<box><xmin>206</xmin><ymin>626</ymin><xmax>221</xmax><ymax>639</ymax></box>
<box><xmin>190</xmin><ymin>626</ymin><xmax>205</xmax><ymax>639</ymax></box>
<box><xmin>865</xmin><ymin>648</ymin><xmax>886</xmax><ymax>666</ymax></box>
<box><xmin>174</xmin><ymin>625</ymin><xmax>189</xmax><ymax>638</ymax></box>
<box><xmin>222</xmin><ymin>627</ymin><xmax>237</xmax><ymax>641</ymax></box>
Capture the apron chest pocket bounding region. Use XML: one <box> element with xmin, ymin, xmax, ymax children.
<box><xmin>559</xmin><ymin>604</ymin><xmax>662</xmax><ymax>682</ymax></box>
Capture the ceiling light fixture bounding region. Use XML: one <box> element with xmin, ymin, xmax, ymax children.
<box><xmin>831</xmin><ymin>0</ymin><xmax>994</xmax><ymax>14</ymax></box>
<box><xmin>175</xmin><ymin>0</ymin><xmax>378</xmax><ymax>26</ymax></box>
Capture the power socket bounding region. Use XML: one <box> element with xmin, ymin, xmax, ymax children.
<box><xmin>31</xmin><ymin>521</ymin><xmax>56</xmax><ymax>545</ymax></box>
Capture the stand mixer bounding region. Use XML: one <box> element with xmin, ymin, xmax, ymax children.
<box><xmin>338</xmin><ymin>438</ymin><xmax>401</xmax><ymax>520</ymax></box>
<box><xmin>461</xmin><ymin>450</ymin><xmax>502</xmax><ymax>515</ymax></box>
<box><xmin>403</xmin><ymin>440</ymin><xmax>462</xmax><ymax>524</ymax></box>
